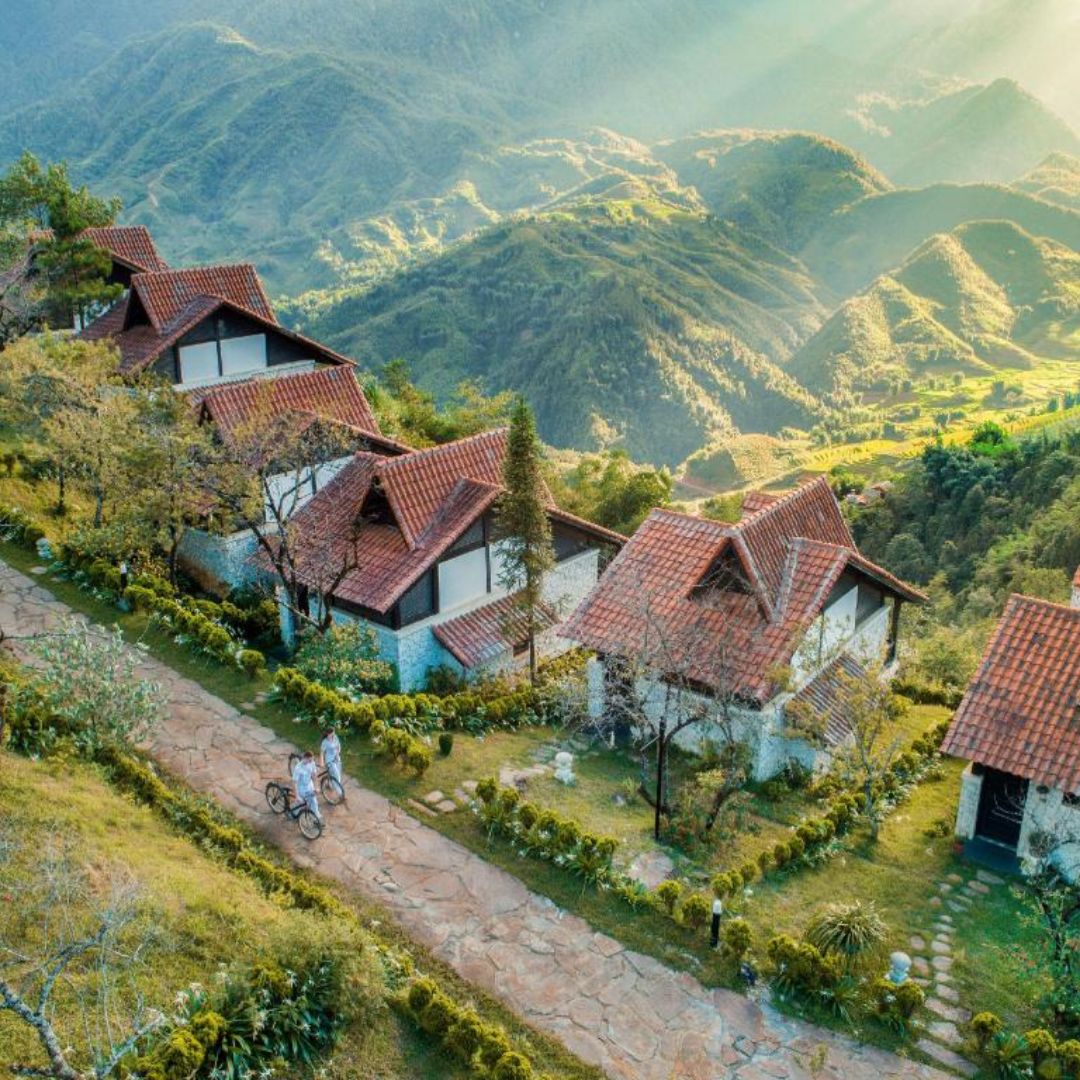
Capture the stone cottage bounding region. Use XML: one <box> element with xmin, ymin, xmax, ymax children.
<box><xmin>562</xmin><ymin>478</ymin><xmax>926</xmax><ymax>780</ymax></box>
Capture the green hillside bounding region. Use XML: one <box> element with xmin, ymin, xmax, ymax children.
<box><xmin>302</xmin><ymin>199</ymin><xmax>828</xmax><ymax>465</ymax></box>
<box><xmin>800</xmin><ymin>181</ymin><xmax>1080</xmax><ymax>295</ymax></box>
<box><xmin>789</xmin><ymin>220</ymin><xmax>1080</xmax><ymax>401</ymax></box>
<box><xmin>654</xmin><ymin>129</ymin><xmax>891</xmax><ymax>251</ymax></box>
<box><xmin>838</xmin><ymin>78</ymin><xmax>1080</xmax><ymax>186</ymax></box>
<box><xmin>1014</xmin><ymin>152</ymin><xmax>1080</xmax><ymax>210</ymax></box>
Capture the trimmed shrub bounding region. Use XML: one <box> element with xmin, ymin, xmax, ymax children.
<box><xmin>972</xmin><ymin>1012</ymin><xmax>1005</xmax><ymax>1046</ymax></box>
<box><xmin>655</xmin><ymin>879</ymin><xmax>683</xmax><ymax>915</ymax></box>
<box><xmin>805</xmin><ymin>901</ymin><xmax>888</xmax><ymax>962</ymax></box>
<box><xmin>438</xmin><ymin>731</ymin><xmax>454</xmax><ymax>756</ymax></box>
<box><xmin>679</xmin><ymin>893</ymin><xmax>711</xmax><ymax>929</ymax></box>
<box><xmin>721</xmin><ymin>918</ymin><xmax>752</xmax><ymax>962</ymax></box>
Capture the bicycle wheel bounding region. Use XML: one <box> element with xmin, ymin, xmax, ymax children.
<box><xmin>288</xmin><ymin>751</ymin><xmax>301</xmax><ymax>776</ymax></box>
<box><xmin>265</xmin><ymin>782</ymin><xmax>288</xmax><ymax>815</ymax></box>
<box><xmin>298</xmin><ymin>808</ymin><xmax>323</xmax><ymax>840</ymax></box>
<box><xmin>321</xmin><ymin>772</ymin><xmax>345</xmax><ymax>805</ymax></box>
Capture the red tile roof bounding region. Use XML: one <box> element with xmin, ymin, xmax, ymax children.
<box><xmin>128</xmin><ymin>264</ymin><xmax>274</xmax><ymax>329</ymax></box>
<box><xmin>284</xmin><ymin>429</ymin><xmax>623</xmax><ymax>617</ymax></box>
<box><xmin>941</xmin><ymin>594</ymin><xmax>1080</xmax><ymax>795</ymax></box>
<box><xmin>433</xmin><ymin>592</ymin><xmax>558</xmax><ymax>668</ymax></box>
<box><xmin>786</xmin><ymin>654</ymin><xmax>864</xmax><ymax>747</ymax></box>
<box><xmin>562</xmin><ymin>477</ymin><xmax>925</xmax><ymax>704</ymax></box>
<box><xmin>82</xmin><ymin>225</ymin><xmax>168</xmax><ymax>273</ymax></box>
<box><xmin>193</xmin><ymin>366</ymin><xmax>383</xmax><ymax>445</ymax></box>
<box><xmin>741</xmin><ymin>491</ymin><xmax>780</xmax><ymax>515</ymax></box>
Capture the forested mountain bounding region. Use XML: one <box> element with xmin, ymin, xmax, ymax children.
<box><xmin>304</xmin><ymin>199</ymin><xmax>827</xmax><ymax>465</ymax></box>
<box><xmin>4</xmin><ymin>0</ymin><xmax>1080</xmax><ymax>471</ymax></box>
<box><xmin>790</xmin><ymin>221</ymin><xmax>1080</xmax><ymax>402</ymax></box>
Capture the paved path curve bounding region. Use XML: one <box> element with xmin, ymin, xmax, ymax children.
<box><xmin>0</xmin><ymin>559</ymin><xmax>949</xmax><ymax>1080</ymax></box>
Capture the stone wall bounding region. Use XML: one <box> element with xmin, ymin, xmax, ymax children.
<box><xmin>1019</xmin><ymin>785</ymin><xmax>1080</xmax><ymax>882</ymax></box>
<box><xmin>177</xmin><ymin>527</ymin><xmax>265</xmax><ymax>596</ymax></box>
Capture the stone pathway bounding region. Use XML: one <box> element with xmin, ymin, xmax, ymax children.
<box><xmin>0</xmin><ymin>559</ymin><xmax>950</xmax><ymax>1080</ymax></box>
<box><xmin>910</xmin><ymin>870</ymin><xmax>1005</xmax><ymax>1077</ymax></box>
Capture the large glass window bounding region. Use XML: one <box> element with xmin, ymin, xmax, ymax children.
<box><xmin>398</xmin><ymin>571</ymin><xmax>436</xmax><ymax>625</ymax></box>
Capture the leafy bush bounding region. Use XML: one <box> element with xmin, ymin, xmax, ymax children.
<box><xmin>721</xmin><ymin>918</ymin><xmax>752</xmax><ymax>963</ymax></box>
<box><xmin>982</xmin><ymin>1031</ymin><xmax>1033</xmax><ymax>1079</ymax></box>
<box><xmin>972</xmin><ymin>1012</ymin><xmax>1006</xmax><ymax>1046</ymax></box>
<box><xmin>237</xmin><ymin>649</ymin><xmax>265</xmax><ymax>678</ymax></box>
<box><xmin>293</xmin><ymin>622</ymin><xmax>397</xmax><ymax>697</ymax></box>
<box><xmin>679</xmin><ymin>893</ymin><xmax>711</xmax><ymax>929</ymax></box>
<box><xmin>438</xmin><ymin>731</ymin><xmax>454</xmax><ymax>757</ymax></box>
<box><xmin>870</xmin><ymin>978</ymin><xmax>924</xmax><ymax>1034</ymax></box>
<box><xmin>655</xmin><ymin>880</ymin><xmax>683</xmax><ymax>915</ymax></box>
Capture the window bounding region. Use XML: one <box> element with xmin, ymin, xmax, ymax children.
<box><xmin>220</xmin><ymin>333</ymin><xmax>267</xmax><ymax>376</ymax></box>
<box><xmin>1065</xmin><ymin>791</ymin><xmax>1080</xmax><ymax>808</ymax></box>
<box><xmin>438</xmin><ymin>548</ymin><xmax>488</xmax><ymax>611</ymax></box>
<box><xmin>178</xmin><ymin>341</ymin><xmax>219</xmax><ymax>383</ymax></box>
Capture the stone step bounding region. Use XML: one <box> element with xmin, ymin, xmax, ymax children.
<box><xmin>916</xmin><ymin>1039</ymin><xmax>978</xmax><ymax>1078</ymax></box>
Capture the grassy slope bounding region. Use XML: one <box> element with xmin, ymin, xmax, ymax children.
<box><xmin>1014</xmin><ymin>152</ymin><xmax>1080</xmax><ymax>211</ymax></box>
<box><xmin>0</xmin><ymin>751</ymin><xmax>456</xmax><ymax>1079</ymax></box>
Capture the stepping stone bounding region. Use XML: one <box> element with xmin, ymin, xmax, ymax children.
<box><xmin>912</xmin><ymin>956</ymin><xmax>930</xmax><ymax>976</ymax></box>
<box><xmin>947</xmin><ymin>900</ymin><xmax>970</xmax><ymax>914</ymax></box>
<box><xmin>462</xmin><ymin>779</ymin><xmax>478</xmax><ymax>793</ymax></box>
<box><xmin>937</xmin><ymin>913</ymin><xmax>953</xmax><ymax>924</ymax></box>
<box><xmin>927</xmin><ymin>1019</ymin><xmax>962</xmax><ymax>1046</ymax></box>
<box><xmin>909</xmin><ymin>934</ymin><xmax>927</xmax><ymax>950</ymax></box>
<box><xmin>435</xmin><ymin>799</ymin><xmax>457</xmax><ymax>813</ymax></box>
<box><xmin>29</xmin><ymin>566</ymin><xmax>47</xmax><ymax>575</ymax></box>
<box><xmin>976</xmin><ymin>869</ymin><xmax>1004</xmax><ymax>885</ymax></box>
<box><xmin>453</xmin><ymin>788</ymin><xmax>468</xmax><ymax>803</ymax></box>
<box><xmin>423</xmin><ymin>790</ymin><xmax>446</xmax><ymax>806</ymax></box>
<box><xmin>931</xmin><ymin>955</ymin><xmax>953</xmax><ymax>972</ymax></box>
<box><xmin>912</xmin><ymin>976</ymin><xmax>930</xmax><ymax>987</ymax></box>
<box><xmin>916</xmin><ymin>1039</ymin><xmax>978</xmax><ymax>1078</ymax></box>
<box><xmin>627</xmin><ymin>850</ymin><xmax>675</xmax><ymax>889</ymax></box>
<box><xmin>967</xmin><ymin>879</ymin><xmax>990</xmax><ymax>895</ymax></box>
<box><xmin>407</xmin><ymin>798</ymin><xmax>438</xmax><ymax>818</ymax></box>
<box><xmin>938</xmin><ymin>882</ymin><xmax>953</xmax><ymax>894</ymax></box>
<box><xmin>926</xmin><ymin>998</ymin><xmax>972</xmax><ymax>1024</ymax></box>
<box><xmin>931</xmin><ymin>939</ymin><xmax>951</xmax><ymax>954</ymax></box>
<box><xmin>928</xmin><ymin>896</ymin><xmax>942</xmax><ymax>908</ymax></box>
<box><xmin>935</xmin><ymin>969</ymin><xmax>953</xmax><ymax>985</ymax></box>
<box><xmin>937</xmin><ymin>984</ymin><xmax>960</xmax><ymax>1003</ymax></box>
<box><xmin>946</xmin><ymin>873</ymin><xmax>964</xmax><ymax>884</ymax></box>
<box><xmin>933</xmin><ymin>924</ymin><xmax>953</xmax><ymax>937</ymax></box>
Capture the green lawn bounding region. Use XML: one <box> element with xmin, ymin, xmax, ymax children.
<box><xmin>2</xmin><ymin>545</ymin><xmax>1049</xmax><ymax>1058</ymax></box>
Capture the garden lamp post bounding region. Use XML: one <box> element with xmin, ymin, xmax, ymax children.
<box><xmin>710</xmin><ymin>898</ymin><xmax>723</xmax><ymax>948</ymax></box>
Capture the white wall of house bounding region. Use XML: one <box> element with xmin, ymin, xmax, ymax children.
<box><xmin>328</xmin><ymin>547</ymin><xmax>601</xmax><ymax>691</ymax></box>
<box><xmin>178</xmin><ymin>334</ymin><xmax>268</xmax><ymax>385</ymax></box>
<box><xmin>438</xmin><ymin>548</ymin><xmax>489</xmax><ymax>613</ymax></box>
<box><xmin>1019</xmin><ymin>785</ymin><xmax>1080</xmax><ymax>882</ymax></box>
<box><xmin>175</xmin><ymin>359</ymin><xmax>316</xmax><ymax>392</ymax></box>
<box><xmin>264</xmin><ymin>455</ymin><xmax>354</xmax><ymax>523</ymax></box>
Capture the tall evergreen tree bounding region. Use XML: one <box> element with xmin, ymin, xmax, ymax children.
<box><xmin>0</xmin><ymin>152</ymin><xmax>122</xmax><ymax>340</ymax></box>
<box><xmin>496</xmin><ymin>396</ymin><xmax>554</xmax><ymax>684</ymax></box>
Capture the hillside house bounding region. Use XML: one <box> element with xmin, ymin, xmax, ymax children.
<box><xmin>562</xmin><ymin>478</ymin><xmax>926</xmax><ymax>780</ymax></box>
<box><xmin>276</xmin><ymin>428</ymin><xmax>624</xmax><ymax>689</ymax></box>
<box><xmin>79</xmin><ymin>262</ymin><xmax>354</xmax><ymax>390</ymax></box>
<box><xmin>942</xmin><ymin>571</ymin><xmax>1080</xmax><ymax>882</ymax></box>
<box><xmin>178</xmin><ymin>365</ymin><xmax>408</xmax><ymax>592</ymax></box>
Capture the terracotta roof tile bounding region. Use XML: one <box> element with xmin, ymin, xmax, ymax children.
<box><xmin>741</xmin><ymin>491</ymin><xmax>780</xmax><ymax>515</ymax></box>
<box><xmin>433</xmin><ymin>593</ymin><xmax>558</xmax><ymax>668</ymax></box>
<box><xmin>562</xmin><ymin>478</ymin><xmax>924</xmax><ymax>703</ymax></box>
<box><xmin>129</xmin><ymin>264</ymin><xmax>275</xmax><ymax>329</ymax></box>
<box><xmin>941</xmin><ymin>594</ymin><xmax>1080</xmax><ymax>794</ymax></box>
<box><xmin>786</xmin><ymin>654</ymin><xmax>865</xmax><ymax>747</ymax></box>
<box><xmin>283</xmin><ymin>430</ymin><xmax>623</xmax><ymax>617</ymax></box>
<box><xmin>82</xmin><ymin>225</ymin><xmax>168</xmax><ymax>273</ymax></box>
<box><xmin>194</xmin><ymin>366</ymin><xmax>382</xmax><ymax>445</ymax></box>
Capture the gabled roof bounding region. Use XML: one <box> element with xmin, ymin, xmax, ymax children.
<box><xmin>126</xmin><ymin>264</ymin><xmax>274</xmax><ymax>329</ymax></box>
<box><xmin>284</xmin><ymin>429</ymin><xmax>623</xmax><ymax>616</ymax></box>
<box><xmin>192</xmin><ymin>366</ymin><xmax>385</xmax><ymax>447</ymax></box>
<box><xmin>941</xmin><ymin>594</ymin><xmax>1080</xmax><ymax>795</ymax></box>
<box><xmin>562</xmin><ymin>477</ymin><xmax>925</xmax><ymax>704</ymax></box>
<box><xmin>433</xmin><ymin>592</ymin><xmax>558</xmax><ymax>668</ymax></box>
<box><xmin>81</xmin><ymin>225</ymin><xmax>168</xmax><ymax>273</ymax></box>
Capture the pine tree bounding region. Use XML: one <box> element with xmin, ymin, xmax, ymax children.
<box><xmin>496</xmin><ymin>397</ymin><xmax>554</xmax><ymax>683</ymax></box>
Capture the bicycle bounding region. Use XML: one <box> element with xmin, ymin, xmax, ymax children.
<box><xmin>287</xmin><ymin>751</ymin><xmax>345</xmax><ymax>805</ymax></box>
<box><xmin>265</xmin><ymin>780</ymin><xmax>323</xmax><ymax>840</ymax></box>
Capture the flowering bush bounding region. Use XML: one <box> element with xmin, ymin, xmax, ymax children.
<box><xmin>293</xmin><ymin>622</ymin><xmax>397</xmax><ymax>697</ymax></box>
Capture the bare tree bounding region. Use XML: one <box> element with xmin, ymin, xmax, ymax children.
<box><xmin>0</xmin><ymin>833</ymin><xmax>164</xmax><ymax>1079</ymax></box>
<box><xmin>596</xmin><ymin>556</ymin><xmax>765</xmax><ymax>840</ymax></box>
<box><xmin>199</xmin><ymin>392</ymin><xmax>368</xmax><ymax>637</ymax></box>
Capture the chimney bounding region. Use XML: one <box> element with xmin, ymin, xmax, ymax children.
<box><xmin>1072</xmin><ymin>567</ymin><xmax>1080</xmax><ymax>610</ymax></box>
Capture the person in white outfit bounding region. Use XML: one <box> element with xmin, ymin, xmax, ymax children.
<box><xmin>320</xmin><ymin>727</ymin><xmax>342</xmax><ymax>788</ymax></box>
<box><xmin>292</xmin><ymin>750</ymin><xmax>321</xmax><ymax>821</ymax></box>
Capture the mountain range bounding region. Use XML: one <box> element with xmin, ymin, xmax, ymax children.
<box><xmin>3</xmin><ymin>0</ymin><xmax>1080</xmax><ymax>469</ymax></box>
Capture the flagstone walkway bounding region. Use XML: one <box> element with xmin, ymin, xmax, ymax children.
<box><xmin>0</xmin><ymin>558</ymin><xmax>951</xmax><ymax>1080</ymax></box>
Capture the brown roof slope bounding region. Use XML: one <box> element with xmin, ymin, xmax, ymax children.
<box><xmin>194</xmin><ymin>366</ymin><xmax>382</xmax><ymax>444</ymax></box>
<box><xmin>433</xmin><ymin>593</ymin><xmax>558</xmax><ymax>668</ymax></box>
<box><xmin>787</xmin><ymin>654</ymin><xmax>866</xmax><ymax>747</ymax></box>
<box><xmin>562</xmin><ymin>478</ymin><xmax>924</xmax><ymax>703</ymax></box>
<box><xmin>82</xmin><ymin>225</ymin><xmax>168</xmax><ymax>273</ymax></box>
<box><xmin>941</xmin><ymin>594</ymin><xmax>1080</xmax><ymax>795</ymax></box>
<box><xmin>285</xmin><ymin>429</ymin><xmax>623</xmax><ymax>615</ymax></box>
<box><xmin>129</xmin><ymin>264</ymin><xmax>275</xmax><ymax>329</ymax></box>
